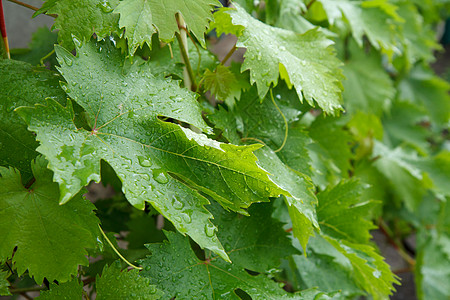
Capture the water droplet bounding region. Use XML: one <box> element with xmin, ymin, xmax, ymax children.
<box><xmin>98</xmin><ymin>0</ymin><xmax>113</xmax><ymax>13</ymax></box>
<box><xmin>204</xmin><ymin>223</ymin><xmax>217</xmax><ymax>237</ymax></box>
<box><xmin>153</xmin><ymin>169</ymin><xmax>169</xmax><ymax>184</ymax></box>
<box><xmin>172</xmin><ymin>196</ymin><xmax>184</xmax><ymax>210</ymax></box>
<box><xmin>136</xmin><ymin>155</ymin><xmax>151</xmax><ymax>168</ymax></box>
<box><xmin>181</xmin><ymin>213</ymin><xmax>192</xmax><ymax>223</ymax></box>
<box><xmin>279</xmin><ymin>46</ymin><xmax>286</xmax><ymax>51</ymax></box>
<box><xmin>64</xmin><ymin>56</ymin><xmax>73</xmax><ymax>66</ymax></box>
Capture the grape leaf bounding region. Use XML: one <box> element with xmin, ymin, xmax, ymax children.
<box><xmin>342</xmin><ymin>42</ymin><xmax>394</xmax><ymax>115</ymax></box>
<box><xmin>397</xmin><ymin>65</ymin><xmax>450</xmax><ymax>126</ymax></box>
<box><xmin>0</xmin><ymin>270</ymin><xmax>10</xmax><ymax>296</ymax></box>
<box><xmin>36</xmin><ymin>278</ymin><xmax>83</xmax><ymax>299</ymax></box>
<box><xmin>0</xmin><ymin>60</ymin><xmax>66</xmax><ymax>182</ymax></box>
<box><xmin>17</xmin><ymin>39</ymin><xmax>287</xmax><ymax>261</ymax></box>
<box><xmin>292</xmin><ymin>181</ymin><xmax>398</xmax><ymax>299</ymax></box>
<box><xmin>211</xmin><ymin>5</ymin><xmax>344</xmax><ymax>114</ymax></box>
<box><xmin>396</xmin><ymin>2</ymin><xmax>441</xmax><ymax>66</ymax></box>
<box><xmin>382</xmin><ymin>101</ymin><xmax>430</xmax><ymax>154</ymax></box>
<box><xmin>0</xmin><ymin>156</ymin><xmax>100</xmax><ymax>283</ymax></box>
<box><xmin>114</xmin><ymin>0</ymin><xmax>219</xmax><ymax>53</ymax></box>
<box><xmin>276</xmin><ymin>0</ymin><xmax>316</xmax><ymax>34</ymax></box>
<box><xmin>125</xmin><ymin>214</ymin><xmax>166</xmax><ymax>249</ymax></box>
<box><xmin>307</xmin><ymin>116</ymin><xmax>354</xmax><ymax>188</ymax></box>
<box><xmin>316</xmin><ymin>0</ymin><xmax>402</xmax><ymax>54</ymax></box>
<box><xmin>96</xmin><ymin>261</ymin><xmax>163</xmax><ymax>299</ymax></box>
<box><xmin>208</xmin><ymin>201</ymin><xmax>298</xmax><ymax>273</ymax></box>
<box><xmin>141</xmin><ymin>230</ymin><xmax>335</xmax><ymax>299</ymax></box>
<box><xmin>203</xmin><ymin>64</ymin><xmax>238</xmax><ymax>101</ymax></box>
<box><xmin>372</xmin><ymin>142</ymin><xmax>426</xmax><ymax>210</ymax></box>
<box><xmin>43</xmin><ymin>0</ymin><xmax>120</xmax><ymax>50</ymax></box>
<box><xmin>316</xmin><ymin>180</ymin><xmax>377</xmax><ymax>244</ymax></box>
<box><xmin>209</xmin><ymin>86</ymin><xmax>318</xmax><ymax>249</ymax></box>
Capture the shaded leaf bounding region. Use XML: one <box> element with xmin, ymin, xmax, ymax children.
<box><xmin>0</xmin><ymin>157</ymin><xmax>99</xmax><ymax>283</ymax></box>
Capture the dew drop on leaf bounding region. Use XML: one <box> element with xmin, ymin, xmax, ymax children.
<box><xmin>204</xmin><ymin>223</ymin><xmax>217</xmax><ymax>237</ymax></box>
<box><xmin>152</xmin><ymin>169</ymin><xmax>169</xmax><ymax>184</ymax></box>
<box><xmin>171</xmin><ymin>196</ymin><xmax>184</xmax><ymax>210</ymax></box>
<box><xmin>137</xmin><ymin>155</ymin><xmax>152</xmax><ymax>167</ymax></box>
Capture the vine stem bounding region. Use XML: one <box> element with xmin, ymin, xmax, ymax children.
<box><xmin>98</xmin><ymin>224</ymin><xmax>143</xmax><ymax>270</ymax></box>
<box><xmin>6</xmin><ymin>0</ymin><xmax>56</xmax><ymax>17</ymax></box>
<box><xmin>9</xmin><ymin>286</ymin><xmax>46</xmax><ymax>293</ymax></box>
<box><xmin>378</xmin><ymin>219</ymin><xmax>416</xmax><ymax>267</ymax></box>
<box><xmin>175</xmin><ymin>14</ymin><xmax>196</xmax><ymax>91</ymax></box>
<box><xmin>270</xmin><ymin>89</ymin><xmax>288</xmax><ymax>153</ymax></box>
<box><xmin>0</xmin><ymin>0</ymin><xmax>10</xmax><ymax>58</ymax></box>
<box><xmin>220</xmin><ymin>44</ymin><xmax>237</xmax><ymax>65</ymax></box>
<box><xmin>306</xmin><ymin>0</ymin><xmax>317</xmax><ymax>9</ymax></box>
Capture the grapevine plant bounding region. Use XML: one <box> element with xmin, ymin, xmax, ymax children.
<box><xmin>0</xmin><ymin>0</ymin><xmax>449</xmax><ymax>299</ymax></box>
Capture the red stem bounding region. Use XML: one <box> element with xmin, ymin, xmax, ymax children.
<box><xmin>0</xmin><ymin>0</ymin><xmax>10</xmax><ymax>58</ymax></box>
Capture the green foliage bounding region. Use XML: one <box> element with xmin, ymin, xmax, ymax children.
<box><xmin>1</xmin><ymin>0</ymin><xmax>449</xmax><ymax>299</ymax></box>
<box><xmin>0</xmin><ymin>157</ymin><xmax>99</xmax><ymax>283</ymax></box>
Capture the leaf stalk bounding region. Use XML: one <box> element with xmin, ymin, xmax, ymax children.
<box><xmin>98</xmin><ymin>224</ymin><xmax>143</xmax><ymax>270</ymax></box>
<box><xmin>175</xmin><ymin>14</ymin><xmax>197</xmax><ymax>91</ymax></box>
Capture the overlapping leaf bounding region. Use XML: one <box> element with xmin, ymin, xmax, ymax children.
<box><xmin>0</xmin><ymin>60</ymin><xmax>66</xmax><ymax>182</ymax></box>
<box><xmin>211</xmin><ymin>4</ymin><xmax>344</xmax><ymax>114</ymax></box>
<box><xmin>36</xmin><ymin>278</ymin><xmax>83</xmax><ymax>299</ymax></box>
<box><xmin>291</xmin><ymin>181</ymin><xmax>398</xmax><ymax>300</ymax></box>
<box><xmin>96</xmin><ymin>261</ymin><xmax>163</xmax><ymax>299</ymax></box>
<box><xmin>0</xmin><ymin>157</ymin><xmax>99</xmax><ymax>283</ymax></box>
<box><xmin>208</xmin><ymin>201</ymin><xmax>298</xmax><ymax>273</ymax></box>
<box><xmin>342</xmin><ymin>43</ymin><xmax>395</xmax><ymax>115</ymax></box>
<box><xmin>42</xmin><ymin>0</ymin><xmax>121</xmax><ymax>50</ymax></box>
<box><xmin>114</xmin><ymin>0</ymin><xmax>219</xmax><ymax>53</ymax></box>
<box><xmin>17</xmin><ymin>39</ymin><xmax>287</xmax><ymax>261</ymax></box>
<box><xmin>141</xmin><ymin>231</ymin><xmax>337</xmax><ymax>299</ymax></box>
<box><xmin>316</xmin><ymin>0</ymin><xmax>402</xmax><ymax>54</ymax></box>
<box><xmin>0</xmin><ymin>270</ymin><xmax>10</xmax><ymax>296</ymax></box>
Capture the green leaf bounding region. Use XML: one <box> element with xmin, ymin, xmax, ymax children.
<box><xmin>96</xmin><ymin>261</ymin><xmax>163</xmax><ymax>299</ymax></box>
<box><xmin>17</xmin><ymin>39</ymin><xmax>287</xmax><ymax>261</ymax></box>
<box><xmin>11</xmin><ymin>27</ymin><xmax>58</xmax><ymax>67</ymax></box>
<box><xmin>203</xmin><ymin>64</ymin><xmax>238</xmax><ymax>101</ymax></box>
<box><xmin>307</xmin><ymin>116</ymin><xmax>354</xmax><ymax>188</ymax></box>
<box><xmin>141</xmin><ymin>231</ymin><xmax>334</xmax><ymax>299</ymax></box>
<box><xmin>342</xmin><ymin>42</ymin><xmax>394</xmax><ymax>115</ymax></box>
<box><xmin>36</xmin><ymin>278</ymin><xmax>83</xmax><ymax>299</ymax></box>
<box><xmin>396</xmin><ymin>2</ymin><xmax>441</xmax><ymax>66</ymax></box>
<box><xmin>44</xmin><ymin>0</ymin><xmax>120</xmax><ymax>50</ymax></box>
<box><xmin>323</xmin><ymin>237</ymin><xmax>398</xmax><ymax>300</ymax></box>
<box><xmin>372</xmin><ymin>142</ymin><xmax>426</xmax><ymax>211</ymax></box>
<box><xmin>0</xmin><ymin>60</ymin><xmax>66</xmax><ymax>182</ymax></box>
<box><xmin>275</xmin><ymin>0</ymin><xmax>316</xmax><ymax>34</ymax></box>
<box><xmin>209</xmin><ymin>201</ymin><xmax>299</xmax><ymax>273</ymax></box>
<box><xmin>0</xmin><ymin>156</ymin><xmax>100</xmax><ymax>283</ymax></box>
<box><xmin>398</xmin><ymin>65</ymin><xmax>450</xmax><ymax>126</ymax></box>
<box><xmin>317</xmin><ymin>180</ymin><xmax>377</xmax><ymax>244</ymax></box>
<box><xmin>317</xmin><ymin>0</ymin><xmax>402</xmax><ymax>54</ymax></box>
<box><xmin>0</xmin><ymin>270</ymin><xmax>10</xmax><ymax>296</ymax></box>
<box><xmin>255</xmin><ymin>147</ymin><xmax>318</xmax><ymax>250</ymax></box>
<box><xmin>114</xmin><ymin>0</ymin><xmax>219</xmax><ymax>53</ymax></box>
<box><xmin>125</xmin><ymin>214</ymin><xmax>166</xmax><ymax>249</ymax></box>
<box><xmin>212</xmin><ymin>5</ymin><xmax>344</xmax><ymax>114</ymax></box>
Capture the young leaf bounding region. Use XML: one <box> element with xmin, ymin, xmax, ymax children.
<box><xmin>36</xmin><ymin>278</ymin><xmax>83</xmax><ymax>299</ymax></box>
<box><xmin>0</xmin><ymin>60</ymin><xmax>66</xmax><ymax>182</ymax></box>
<box><xmin>212</xmin><ymin>4</ymin><xmax>344</xmax><ymax>114</ymax></box>
<box><xmin>17</xmin><ymin>39</ymin><xmax>288</xmax><ymax>262</ymax></box>
<box><xmin>43</xmin><ymin>0</ymin><xmax>121</xmax><ymax>50</ymax></box>
<box><xmin>141</xmin><ymin>231</ymin><xmax>336</xmax><ymax>299</ymax></box>
<box><xmin>96</xmin><ymin>261</ymin><xmax>163</xmax><ymax>299</ymax></box>
<box><xmin>0</xmin><ymin>156</ymin><xmax>100</xmax><ymax>283</ymax></box>
<box><xmin>114</xmin><ymin>0</ymin><xmax>220</xmax><ymax>53</ymax></box>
